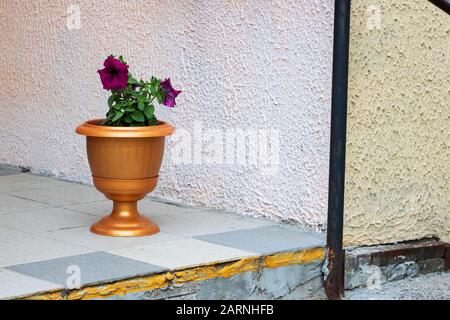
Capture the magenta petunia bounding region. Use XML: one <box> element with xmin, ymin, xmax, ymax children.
<box><xmin>160</xmin><ymin>78</ymin><xmax>181</xmax><ymax>107</ymax></box>
<box><xmin>97</xmin><ymin>56</ymin><xmax>129</xmax><ymax>90</ymax></box>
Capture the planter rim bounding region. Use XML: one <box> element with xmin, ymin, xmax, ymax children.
<box><xmin>76</xmin><ymin>119</ymin><xmax>175</xmax><ymax>138</ymax></box>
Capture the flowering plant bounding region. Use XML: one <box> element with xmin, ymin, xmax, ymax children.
<box><xmin>97</xmin><ymin>55</ymin><xmax>181</xmax><ymax>126</ymax></box>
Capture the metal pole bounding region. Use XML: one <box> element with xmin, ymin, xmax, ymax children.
<box><xmin>325</xmin><ymin>0</ymin><xmax>351</xmax><ymax>300</ymax></box>
<box><xmin>429</xmin><ymin>0</ymin><xmax>450</xmax><ymax>15</ymax></box>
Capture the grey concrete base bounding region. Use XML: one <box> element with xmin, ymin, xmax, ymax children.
<box><xmin>95</xmin><ymin>261</ymin><xmax>325</xmax><ymax>300</ymax></box>
<box><xmin>345</xmin><ymin>240</ymin><xmax>447</xmax><ymax>290</ymax></box>
<box><xmin>346</xmin><ymin>272</ymin><xmax>450</xmax><ymax>300</ymax></box>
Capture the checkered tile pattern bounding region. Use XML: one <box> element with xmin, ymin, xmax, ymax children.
<box><xmin>0</xmin><ymin>170</ymin><xmax>324</xmax><ymax>299</ymax></box>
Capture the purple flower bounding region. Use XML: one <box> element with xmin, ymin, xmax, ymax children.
<box><xmin>160</xmin><ymin>78</ymin><xmax>181</xmax><ymax>107</ymax></box>
<box><xmin>97</xmin><ymin>56</ymin><xmax>129</xmax><ymax>90</ymax></box>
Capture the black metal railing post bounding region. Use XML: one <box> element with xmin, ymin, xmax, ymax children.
<box><xmin>429</xmin><ymin>0</ymin><xmax>450</xmax><ymax>15</ymax></box>
<box><xmin>325</xmin><ymin>0</ymin><xmax>351</xmax><ymax>300</ymax></box>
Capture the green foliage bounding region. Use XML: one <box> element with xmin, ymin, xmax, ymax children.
<box><xmin>102</xmin><ymin>73</ymin><xmax>166</xmax><ymax>127</ymax></box>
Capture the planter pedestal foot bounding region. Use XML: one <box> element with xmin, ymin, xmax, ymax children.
<box><xmin>90</xmin><ymin>201</ymin><xmax>160</xmax><ymax>237</ymax></box>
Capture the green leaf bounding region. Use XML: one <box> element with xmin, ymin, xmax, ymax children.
<box><xmin>124</xmin><ymin>114</ymin><xmax>133</xmax><ymax>123</ymax></box>
<box><xmin>150</xmin><ymin>84</ymin><xmax>157</xmax><ymax>96</ymax></box>
<box><xmin>149</xmin><ymin>77</ymin><xmax>160</xmax><ymax>96</ymax></box>
<box><xmin>108</xmin><ymin>94</ymin><xmax>116</xmax><ymax>108</ymax></box>
<box><xmin>155</xmin><ymin>91</ymin><xmax>164</xmax><ymax>104</ymax></box>
<box><xmin>128</xmin><ymin>90</ymin><xmax>139</xmax><ymax>97</ymax></box>
<box><xmin>130</xmin><ymin>110</ymin><xmax>145</xmax><ymax>122</ymax></box>
<box><xmin>150</xmin><ymin>86</ymin><xmax>156</xmax><ymax>96</ymax></box>
<box><xmin>143</xmin><ymin>104</ymin><xmax>155</xmax><ymax>119</ymax></box>
<box><xmin>138</xmin><ymin>101</ymin><xmax>144</xmax><ymax>111</ymax></box>
<box><xmin>111</xmin><ymin>110</ymin><xmax>124</xmax><ymax>122</ymax></box>
<box><xmin>128</xmin><ymin>76</ymin><xmax>139</xmax><ymax>85</ymax></box>
<box><xmin>139</xmin><ymin>90</ymin><xmax>149</xmax><ymax>102</ymax></box>
<box><xmin>118</xmin><ymin>55</ymin><xmax>127</xmax><ymax>64</ymax></box>
<box><xmin>112</xmin><ymin>102</ymin><xmax>124</xmax><ymax>110</ymax></box>
<box><xmin>151</xmin><ymin>76</ymin><xmax>161</xmax><ymax>85</ymax></box>
<box><xmin>106</xmin><ymin>109</ymin><xmax>115</xmax><ymax>119</ymax></box>
<box><xmin>147</xmin><ymin>115</ymin><xmax>158</xmax><ymax>126</ymax></box>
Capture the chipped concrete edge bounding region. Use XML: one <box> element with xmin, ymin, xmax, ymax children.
<box><xmin>19</xmin><ymin>247</ymin><xmax>325</xmax><ymax>300</ymax></box>
<box><xmin>344</xmin><ymin>240</ymin><xmax>449</xmax><ymax>290</ymax></box>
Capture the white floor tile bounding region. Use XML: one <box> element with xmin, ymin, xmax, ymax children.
<box><xmin>63</xmin><ymin>200</ymin><xmax>112</xmax><ymax>217</ymax></box>
<box><xmin>150</xmin><ymin>209</ymin><xmax>275</xmax><ymax>237</ymax></box>
<box><xmin>108</xmin><ymin>238</ymin><xmax>257</xmax><ymax>270</ymax></box>
<box><xmin>63</xmin><ymin>199</ymin><xmax>195</xmax><ymax>218</ymax></box>
<box><xmin>0</xmin><ymin>194</ymin><xmax>48</xmax><ymax>216</ymax></box>
<box><xmin>43</xmin><ymin>226</ymin><xmax>185</xmax><ymax>251</ymax></box>
<box><xmin>0</xmin><ymin>227</ymin><xmax>94</xmax><ymax>267</ymax></box>
<box><xmin>0</xmin><ymin>269</ymin><xmax>60</xmax><ymax>299</ymax></box>
<box><xmin>8</xmin><ymin>184</ymin><xmax>105</xmax><ymax>206</ymax></box>
<box><xmin>139</xmin><ymin>199</ymin><xmax>203</xmax><ymax>216</ymax></box>
<box><xmin>0</xmin><ymin>173</ymin><xmax>73</xmax><ymax>193</ymax></box>
<box><xmin>0</xmin><ymin>207</ymin><xmax>97</xmax><ymax>234</ymax></box>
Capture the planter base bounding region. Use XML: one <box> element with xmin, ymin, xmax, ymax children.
<box><xmin>90</xmin><ymin>201</ymin><xmax>160</xmax><ymax>237</ymax></box>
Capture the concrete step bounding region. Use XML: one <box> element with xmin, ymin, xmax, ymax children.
<box><xmin>0</xmin><ymin>171</ymin><xmax>326</xmax><ymax>300</ymax></box>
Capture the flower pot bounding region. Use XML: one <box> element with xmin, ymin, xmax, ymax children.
<box><xmin>75</xmin><ymin>119</ymin><xmax>174</xmax><ymax>237</ymax></box>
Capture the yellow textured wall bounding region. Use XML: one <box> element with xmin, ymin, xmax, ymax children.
<box><xmin>344</xmin><ymin>0</ymin><xmax>449</xmax><ymax>246</ymax></box>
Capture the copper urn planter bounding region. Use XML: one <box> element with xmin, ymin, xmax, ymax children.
<box><xmin>76</xmin><ymin>119</ymin><xmax>174</xmax><ymax>237</ymax></box>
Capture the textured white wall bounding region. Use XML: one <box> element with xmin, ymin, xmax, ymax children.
<box><xmin>0</xmin><ymin>0</ymin><xmax>334</xmax><ymax>229</ymax></box>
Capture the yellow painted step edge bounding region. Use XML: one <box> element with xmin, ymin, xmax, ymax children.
<box><xmin>21</xmin><ymin>247</ymin><xmax>325</xmax><ymax>300</ymax></box>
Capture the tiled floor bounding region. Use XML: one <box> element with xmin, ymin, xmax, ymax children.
<box><xmin>0</xmin><ymin>169</ymin><xmax>325</xmax><ymax>299</ymax></box>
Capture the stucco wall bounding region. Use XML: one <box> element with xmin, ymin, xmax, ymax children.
<box><xmin>0</xmin><ymin>0</ymin><xmax>334</xmax><ymax>229</ymax></box>
<box><xmin>344</xmin><ymin>0</ymin><xmax>449</xmax><ymax>246</ymax></box>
